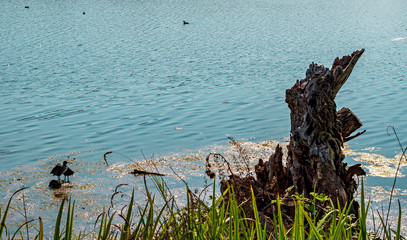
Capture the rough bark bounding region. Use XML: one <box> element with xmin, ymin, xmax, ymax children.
<box><xmin>337</xmin><ymin>107</ymin><xmax>362</xmax><ymax>138</ymax></box>
<box><xmin>285</xmin><ymin>49</ymin><xmax>366</xmax><ymax>207</ymax></box>
<box><xmin>218</xmin><ymin>50</ymin><xmax>366</xmax><ymax>225</ymax></box>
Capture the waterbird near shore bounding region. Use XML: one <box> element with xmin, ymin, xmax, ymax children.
<box><xmin>50</xmin><ymin>161</ymin><xmax>69</xmax><ymax>182</ymax></box>
<box><xmin>63</xmin><ymin>166</ymin><xmax>75</xmax><ymax>182</ymax></box>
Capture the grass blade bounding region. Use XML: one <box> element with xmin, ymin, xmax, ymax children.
<box><xmin>303</xmin><ymin>210</ymin><xmax>323</xmax><ymax>240</ymax></box>
<box><xmin>54</xmin><ymin>198</ymin><xmax>65</xmax><ymax>240</ymax></box>
<box><xmin>102</xmin><ymin>212</ymin><xmax>116</xmax><ymax>240</ymax></box>
<box><xmin>65</xmin><ymin>198</ymin><xmax>75</xmax><ymax>240</ymax></box>
<box><xmin>250</xmin><ymin>186</ymin><xmax>264</xmax><ymax>240</ymax></box>
<box><xmin>359</xmin><ymin>180</ymin><xmax>369</xmax><ymax>240</ymax></box>
<box><xmin>396</xmin><ymin>200</ymin><xmax>401</xmax><ymax>240</ymax></box>
<box><xmin>120</xmin><ymin>189</ymin><xmax>134</xmax><ymax>240</ymax></box>
<box><xmin>377</xmin><ymin>211</ymin><xmax>391</xmax><ymax>240</ymax></box>
<box><xmin>276</xmin><ymin>195</ymin><xmax>287</xmax><ymax>240</ymax></box>
<box><xmin>0</xmin><ymin>188</ymin><xmax>28</xmax><ymax>238</ymax></box>
<box><xmin>97</xmin><ymin>211</ymin><xmax>106</xmax><ymax>240</ymax></box>
<box><xmin>38</xmin><ymin>217</ymin><xmax>44</xmax><ymax>240</ymax></box>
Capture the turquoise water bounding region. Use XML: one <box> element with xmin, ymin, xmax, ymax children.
<box><xmin>1</xmin><ymin>0</ymin><xmax>407</xmax><ymax>232</ymax></box>
<box><xmin>1</xmin><ymin>0</ymin><xmax>406</xmax><ymax>170</ymax></box>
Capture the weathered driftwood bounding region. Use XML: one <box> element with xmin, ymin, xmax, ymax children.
<box><xmin>219</xmin><ymin>49</ymin><xmax>367</xmax><ymax>224</ymax></box>
<box><xmin>103</xmin><ymin>151</ymin><xmax>166</xmax><ymax>176</ymax></box>
<box><xmin>130</xmin><ymin>169</ymin><xmax>166</xmax><ymax>176</ymax></box>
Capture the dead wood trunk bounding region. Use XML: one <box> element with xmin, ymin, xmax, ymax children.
<box><xmin>219</xmin><ymin>50</ymin><xmax>367</xmax><ymax>223</ymax></box>
<box><xmin>284</xmin><ymin>49</ymin><xmax>365</xmax><ymax>207</ymax></box>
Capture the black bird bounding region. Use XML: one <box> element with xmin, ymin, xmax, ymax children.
<box><xmin>83</xmin><ymin>11</ymin><xmax>86</xmax><ymax>15</ymax></box>
<box><xmin>25</xmin><ymin>6</ymin><xmax>29</xmax><ymax>8</ymax></box>
<box><xmin>49</xmin><ymin>179</ymin><xmax>62</xmax><ymax>189</ymax></box>
<box><xmin>63</xmin><ymin>167</ymin><xmax>75</xmax><ymax>183</ymax></box>
<box><xmin>50</xmin><ymin>161</ymin><xmax>68</xmax><ymax>182</ymax></box>
<box><xmin>183</xmin><ymin>20</ymin><xmax>189</xmax><ymax>25</ymax></box>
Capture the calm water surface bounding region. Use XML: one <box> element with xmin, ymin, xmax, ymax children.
<box><xmin>1</xmin><ymin>0</ymin><xmax>407</xmax><ymax>232</ymax></box>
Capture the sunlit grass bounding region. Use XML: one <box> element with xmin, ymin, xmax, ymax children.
<box><xmin>0</xmin><ymin>176</ymin><xmax>404</xmax><ymax>240</ymax></box>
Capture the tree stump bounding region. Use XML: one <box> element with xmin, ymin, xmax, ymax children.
<box><xmin>284</xmin><ymin>49</ymin><xmax>366</xmax><ymax>208</ymax></box>
<box><xmin>219</xmin><ymin>49</ymin><xmax>366</xmax><ymax>222</ymax></box>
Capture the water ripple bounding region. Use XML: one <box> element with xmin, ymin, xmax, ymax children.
<box><xmin>0</xmin><ymin>0</ymin><xmax>406</xmax><ymax>174</ymax></box>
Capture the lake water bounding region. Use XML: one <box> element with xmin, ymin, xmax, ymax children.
<box><xmin>1</xmin><ymin>0</ymin><xmax>407</xmax><ymax>233</ymax></box>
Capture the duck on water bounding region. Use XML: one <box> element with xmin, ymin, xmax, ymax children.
<box><xmin>50</xmin><ymin>161</ymin><xmax>75</xmax><ymax>183</ymax></box>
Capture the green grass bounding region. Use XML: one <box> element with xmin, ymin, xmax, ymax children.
<box><xmin>0</xmin><ymin>177</ymin><xmax>404</xmax><ymax>239</ymax></box>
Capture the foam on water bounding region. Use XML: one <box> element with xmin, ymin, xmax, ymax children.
<box><xmin>1</xmin><ymin>0</ymin><xmax>407</xmax><ymax>235</ymax></box>
<box><xmin>1</xmin><ymin>141</ymin><xmax>407</xmax><ymax>234</ymax></box>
